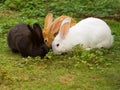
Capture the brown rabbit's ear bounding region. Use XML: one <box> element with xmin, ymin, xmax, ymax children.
<box><xmin>70</xmin><ymin>18</ymin><xmax>77</xmax><ymax>27</ymax></box>
<box><xmin>50</xmin><ymin>19</ymin><xmax>63</xmax><ymax>35</ymax></box>
<box><xmin>44</xmin><ymin>13</ymin><xmax>53</xmax><ymax>30</ymax></box>
<box><xmin>59</xmin><ymin>18</ymin><xmax>71</xmax><ymax>38</ymax></box>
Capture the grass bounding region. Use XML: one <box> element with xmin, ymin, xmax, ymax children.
<box><xmin>0</xmin><ymin>10</ymin><xmax>120</xmax><ymax>90</ymax></box>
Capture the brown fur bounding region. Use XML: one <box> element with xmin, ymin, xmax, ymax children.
<box><xmin>43</xmin><ymin>13</ymin><xmax>77</xmax><ymax>47</ymax></box>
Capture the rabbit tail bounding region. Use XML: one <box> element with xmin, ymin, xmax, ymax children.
<box><xmin>96</xmin><ymin>35</ymin><xmax>114</xmax><ymax>49</ymax></box>
<box><xmin>110</xmin><ymin>35</ymin><xmax>114</xmax><ymax>48</ymax></box>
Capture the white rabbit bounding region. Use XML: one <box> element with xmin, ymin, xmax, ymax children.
<box><xmin>52</xmin><ymin>17</ymin><xmax>113</xmax><ymax>54</ymax></box>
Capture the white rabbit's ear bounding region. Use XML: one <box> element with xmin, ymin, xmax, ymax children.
<box><xmin>44</xmin><ymin>13</ymin><xmax>53</xmax><ymax>30</ymax></box>
<box><xmin>60</xmin><ymin>18</ymin><xmax>71</xmax><ymax>38</ymax></box>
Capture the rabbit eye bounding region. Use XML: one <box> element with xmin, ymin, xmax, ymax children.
<box><xmin>56</xmin><ymin>44</ymin><xmax>59</xmax><ymax>47</ymax></box>
<box><xmin>44</xmin><ymin>39</ymin><xmax>47</xmax><ymax>42</ymax></box>
<box><xmin>54</xmin><ymin>33</ymin><xmax>57</xmax><ymax>37</ymax></box>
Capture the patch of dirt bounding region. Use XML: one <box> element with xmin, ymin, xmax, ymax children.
<box><xmin>0</xmin><ymin>10</ymin><xmax>17</xmax><ymax>17</ymax></box>
<box><xmin>58</xmin><ymin>74</ymin><xmax>76</xmax><ymax>84</ymax></box>
<box><xmin>0</xmin><ymin>84</ymin><xmax>9</xmax><ymax>90</ymax></box>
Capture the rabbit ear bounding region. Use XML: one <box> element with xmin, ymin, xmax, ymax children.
<box><xmin>44</xmin><ymin>13</ymin><xmax>53</xmax><ymax>30</ymax></box>
<box><xmin>33</xmin><ymin>23</ymin><xmax>43</xmax><ymax>38</ymax></box>
<box><xmin>59</xmin><ymin>18</ymin><xmax>71</xmax><ymax>38</ymax></box>
<box><xmin>50</xmin><ymin>19</ymin><xmax>62</xmax><ymax>34</ymax></box>
<box><xmin>33</xmin><ymin>23</ymin><xmax>44</xmax><ymax>44</ymax></box>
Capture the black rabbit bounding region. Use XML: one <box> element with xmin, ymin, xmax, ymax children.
<box><xmin>7</xmin><ymin>23</ymin><xmax>50</xmax><ymax>58</ymax></box>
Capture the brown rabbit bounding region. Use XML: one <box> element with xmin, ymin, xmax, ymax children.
<box><xmin>43</xmin><ymin>13</ymin><xmax>76</xmax><ymax>47</ymax></box>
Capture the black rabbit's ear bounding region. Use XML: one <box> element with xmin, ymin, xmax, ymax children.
<box><xmin>33</xmin><ymin>23</ymin><xmax>44</xmax><ymax>44</ymax></box>
<box><xmin>33</xmin><ymin>23</ymin><xmax>43</xmax><ymax>38</ymax></box>
<box><xmin>27</xmin><ymin>24</ymin><xmax>33</xmax><ymax>32</ymax></box>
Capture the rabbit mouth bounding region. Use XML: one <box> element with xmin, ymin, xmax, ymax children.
<box><xmin>53</xmin><ymin>49</ymin><xmax>67</xmax><ymax>55</ymax></box>
<box><xmin>53</xmin><ymin>51</ymin><xmax>62</xmax><ymax>55</ymax></box>
<box><xmin>53</xmin><ymin>52</ymin><xmax>67</xmax><ymax>56</ymax></box>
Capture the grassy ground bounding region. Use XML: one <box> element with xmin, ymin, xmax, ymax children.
<box><xmin>0</xmin><ymin>10</ymin><xmax>120</xmax><ymax>90</ymax></box>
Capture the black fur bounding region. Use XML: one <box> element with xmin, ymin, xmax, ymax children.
<box><xmin>7</xmin><ymin>23</ymin><xmax>50</xmax><ymax>58</ymax></box>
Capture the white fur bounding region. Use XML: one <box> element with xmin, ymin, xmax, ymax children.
<box><xmin>52</xmin><ymin>17</ymin><xmax>114</xmax><ymax>54</ymax></box>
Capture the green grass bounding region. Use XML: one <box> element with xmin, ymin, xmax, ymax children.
<box><xmin>0</xmin><ymin>14</ymin><xmax>120</xmax><ymax>90</ymax></box>
<box><xmin>1</xmin><ymin>0</ymin><xmax>120</xmax><ymax>19</ymax></box>
<box><xmin>0</xmin><ymin>9</ymin><xmax>120</xmax><ymax>90</ymax></box>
